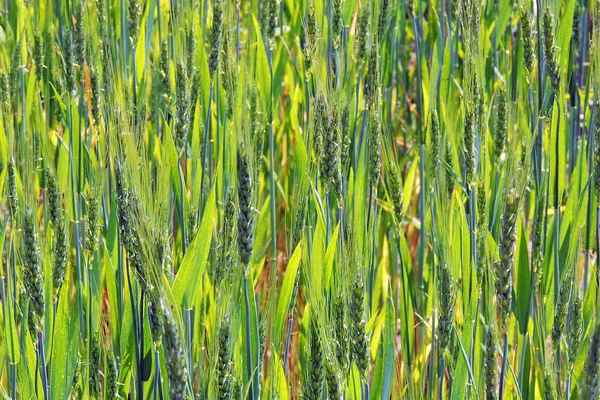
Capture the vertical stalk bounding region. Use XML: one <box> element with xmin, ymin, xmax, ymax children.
<box><xmin>243</xmin><ymin>273</ymin><xmax>255</xmax><ymax>400</ymax></box>
<box><xmin>268</xmin><ymin>47</ymin><xmax>277</xmax><ymax>267</ymax></box>
<box><xmin>438</xmin><ymin>356</ymin><xmax>446</xmax><ymax>400</ymax></box>
<box><xmin>185</xmin><ymin>307</ymin><xmax>194</xmax><ymax>391</ymax></box>
<box><xmin>154</xmin><ymin>348</ymin><xmax>163</xmax><ymax>400</ymax></box>
<box><xmin>139</xmin><ymin>291</ymin><xmax>145</xmax><ymax>399</ymax></box>
<box><xmin>554</xmin><ymin>110</ymin><xmax>561</xmax><ymax>304</ymax></box>
<box><xmin>69</xmin><ymin>103</ymin><xmax>85</xmax><ymax>339</ymax></box>
<box><xmin>38</xmin><ymin>332</ymin><xmax>49</xmax><ymax>400</ymax></box>
<box><xmin>418</xmin><ymin>145</ymin><xmax>426</xmax><ymax>311</ymax></box>
<box><xmin>499</xmin><ymin>330</ymin><xmax>509</xmax><ymax>400</ymax></box>
<box><xmin>126</xmin><ymin>260</ymin><xmax>141</xmax><ymax>398</ymax></box>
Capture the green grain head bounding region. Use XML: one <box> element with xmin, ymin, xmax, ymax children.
<box><xmin>333</xmin><ymin>294</ymin><xmax>349</xmax><ymax>372</ymax></box>
<box><xmin>463</xmin><ymin>103</ymin><xmax>476</xmax><ymax>189</ymax></box>
<box><xmin>23</xmin><ymin>206</ymin><xmax>45</xmax><ymax>337</ymax></box>
<box><xmin>303</xmin><ymin>4</ymin><xmax>319</xmax><ymax>79</ymax></box>
<box><xmin>355</xmin><ymin>4</ymin><xmax>370</xmax><ymax>63</ymax></box>
<box><xmin>436</xmin><ymin>260</ymin><xmax>456</xmax><ymax>351</ymax></box>
<box><xmin>495</xmin><ymin>188</ymin><xmax>519</xmax><ymax>328</ymax></box>
<box><xmin>551</xmin><ymin>278</ymin><xmax>571</xmax><ymax>347</ymax></box>
<box><xmin>128</xmin><ymin>0</ymin><xmax>142</xmax><ymax>45</ymax></box>
<box><xmin>105</xmin><ymin>348</ymin><xmax>119</xmax><ymax>399</ymax></box>
<box><xmin>484</xmin><ymin>325</ymin><xmax>498</xmax><ymax>400</ymax></box>
<box><xmin>519</xmin><ymin>6</ymin><xmax>535</xmax><ymax>73</ymax></box>
<box><xmin>320</xmin><ymin>105</ymin><xmax>342</xmax><ymax>195</ymax></box>
<box><xmin>237</xmin><ymin>146</ymin><xmax>254</xmax><ymax>266</ymax></box>
<box><xmin>332</xmin><ymin>0</ymin><xmax>344</xmax><ymax>50</ymax></box>
<box><xmin>349</xmin><ymin>273</ymin><xmax>369</xmax><ymax>377</ymax></box>
<box><xmin>494</xmin><ymin>84</ymin><xmax>507</xmax><ymax>164</ymax></box>
<box><xmin>34</xmin><ymin>30</ymin><xmax>43</xmax><ymax>81</ymax></box>
<box><xmin>303</xmin><ymin>318</ymin><xmax>324</xmax><ymax>400</ymax></box>
<box><xmin>543</xmin><ymin>8</ymin><xmax>560</xmax><ymax>94</ymax></box>
<box><xmin>7</xmin><ymin>160</ymin><xmax>18</xmax><ymax>216</ymax></box>
<box><xmin>163</xmin><ymin>303</ymin><xmax>188</xmax><ymax>399</ymax></box>
<box><xmin>368</xmin><ymin>107</ymin><xmax>382</xmax><ymax>191</ymax></box>
<box><xmin>377</xmin><ymin>0</ymin><xmax>390</xmax><ymax>44</ymax></box>
<box><xmin>89</xmin><ymin>333</ymin><xmax>102</xmax><ymax>396</ymax></box>
<box><xmin>217</xmin><ymin>315</ymin><xmax>233</xmax><ymax>399</ymax></box>
<box><xmin>387</xmin><ymin>164</ymin><xmax>404</xmax><ymax>225</ymax></box>
<box><xmin>569</xmin><ymin>292</ymin><xmax>583</xmax><ymax>365</ymax></box>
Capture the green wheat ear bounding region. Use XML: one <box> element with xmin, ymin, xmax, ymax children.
<box><xmin>75</xmin><ymin>4</ymin><xmax>86</xmax><ymax>69</ymax></box>
<box><xmin>209</xmin><ymin>0</ymin><xmax>223</xmax><ymax>77</ymax></box>
<box><xmin>321</xmin><ymin>104</ymin><xmax>342</xmax><ymax>195</ymax></box>
<box><xmin>532</xmin><ymin>190</ymin><xmax>546</xmax><ymax>293</ymax></box>
<box><xmin>429</xmin><ymin>110</ymin><xmax>440</xmax><ymax>183</ymax></box>
<box><xmin>326</xmin><ymin>354</ymin><xmax>343</xmax><ymax>400</ymax></box>
<box><xmin>160</xmin><ymin>40</ymin><xmax>172</xmax><ymax>112</ymax></box>
<box><xmin>128</xmin><ymin>0</ymin><xmax>142</xmax><ymax>45</ymax></box>
<box><xmin>519</xmin><ymin>6</ymin><xmax>535</xmax><ymax>73</ymax></box>
<box><xmin>387</xmin><ymin>164</ymin><xmax>404</xmax><ymax>225</ymax></box>
<box><xmin>484</xmin><ymin>325</ymin><xmax>498</xmax><ymax>400</ymax></box>
<box><xmin>303</xmin><ymin>317</ymin><xmax>324</xmax><ymax>400</ymax></box>
<box><xmin>333</xmin><ymin>294</ymin><xmax>349</xmax><ymax>372</ymax></box>
<box><xmin>23</xmin><ymin>206</ymin><xmax>44</xmax><ymax>339</ymax></box>
<box><xmin>349</xmin><ymin>273</ymin><xmax>369</xmax><ymax>377</ymax></box>
<box><xmin>496</xmin><ymin>188</ymin><xmax>519</xmax><ymax>329</ymax></box>
<box><xmin>217</xmin><ymin>315</ymin><xmax>233</xmax><ymax>399</ymax></box>
<box><xmin>90</xmin><ymin>64</ymin><xmax>102</xmax><ymax>123</ymax></box>
<box><xmin>436</xmin><ymin>260</ymin><xmax>455</xmax><ymax>351</ymax></box>
<box><xmin>568</xmin><ymin>292</ymin><xmax>583</xmax><ymax>364</ymax></box>
<box><xmin>237</xmin><ymin>146</ymin><xmax>254</xmax><ymax>267</ymax></box>
<box><xmin>551</xmin><ymin>278</ymin><xmax>571</xmax><ymax>347</ymax></box>
<box><xmin>355</xmin><ymin>4</ymin><xmax>370</xmax><ymax>64</ymax></box>
<box><xmin>494</xmin><ymin>84</ymin><xmax>507</xmax><ymax>164</ymax></box>
<box><xmin>33</xmin><ymin>30</ymin><xmax>43</xmax><ymax>81</ymax></box>
<box><xmin>149</xmin><ymin>301</ymin><xmax>164</xmax><ymax>345</ymax></box>
<box><xmin>368</xmin><ymin>107</ymin><xmax>382</xmax><ymax>191</ymax></box>
<box><xmin>303</xmin><ymin>4</ymin><xmax>319</xmax><ymax>80</ymax></box>
<box><xmin>445</xmin><ymin>140</ymin><xmax>454</xmax><ymax>199</ymax></box>
<box><xmin>186</xmin><ymin>23</ymin><xmax>197</xmax><ymax>76</ymax></box>
<box><xmin>7</xmin><ymin>160</ymin><xmax>18</xmax><ymax>216</ymax></box>
<box><xmin>332</xmin><ymin>0</ymin><xmax>344</xmax><ymax>50</ymax></box>
<box><xmin>105</xmin><ymin>348</ymin><xmax>119</xmax><ymax>399</ymax></box>
<box><xmin>476</xmin><ymin>180</ymin><xmax>487</xmax><ymax>278</ymax></box>
<box><xmin>463</xmin><ymin>102</ymin><xmax>476</xmax><ymax>189</ymax></box>
<box><xmin>365</xmin><ymin>49</ymin><xmax>379</xmax><ymax>109</ymax></box>
<box><xmin>89</xmin><ymin>333</ymin><xmax>102</xmax><ymax>396</ymax></box>
<box><xmin>377</xmin><ymin>0</ymin><xmax>390</xmax><ymax>44</ymax></box>
<box><xmin>262</xmin><ymin>0</ymin><xmax>279</xmax><ymax>46</ymax></box>
<box><xmin>64</xmin><ymin>30</ymin><xmax>75</xmax><ymax>95</ymax></box>
<box><xmin>87</xmin><ymin>190</ymin><xmax>99</xmax><ymax>260</ymax></box>
<box><xmin>162</xmin><ymin>301</ymin><xmax>188</xmax><ymax>400</ymax></box>
<box><xmin>52</xmin><ymin>211</ymin><xmax>68</xmax><ymax>303</ymax></box>
<box><xmin>215</xmin><ymin>186</ymin><xmax>236</xmax><ymax>286</ymax></box>
<box><xmin>543</xmin><ymin>8</ymin><xmax>560</xmax><ymax>95</ymax></box>
<box><xmin>175</xmin><ymin>59</ymin><xmax>190</xmax><ymax>150</ymax></box>
<box><xmin>0</xmin><ymin>73</ymin><xmax>10</xmax><ymax>107</ymax></box>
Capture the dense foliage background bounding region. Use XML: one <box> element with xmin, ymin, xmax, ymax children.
<box><xmin>0</xmin><ymin>0</ymin><xmax>599</xmax><ymax>398</ymax></box>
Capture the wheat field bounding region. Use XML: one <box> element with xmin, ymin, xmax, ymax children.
<box><xmin>0</xmin><ymin>0</ymin><xmax>599</xmax><ymax>399</ymax></box>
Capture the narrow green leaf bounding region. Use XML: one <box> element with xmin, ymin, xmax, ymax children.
<box><xmin>172</xmin><ymin>186</ymin><xmax>215</xmax><ymax>306</ymax></box>
<box><xmin>274</xmin><ymin>240</ymin><xmax>303</xmax><ymax>344</ymax></box>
